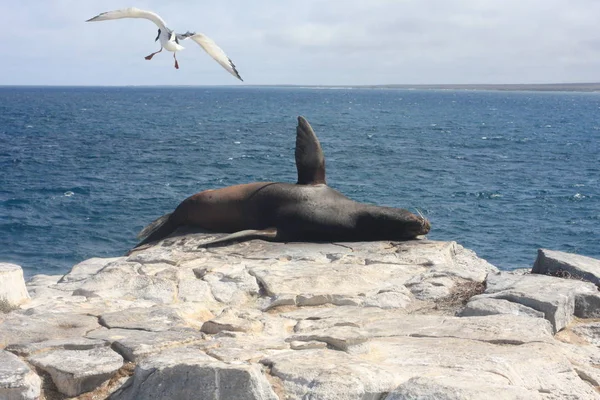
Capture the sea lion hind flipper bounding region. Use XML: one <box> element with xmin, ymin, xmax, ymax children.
<box><xmin>198</xmin><ymin>228</ymin><xmax>278</xmax><ymax>248</ymax></box>
<box><xmin>133</xmin><ymin>212</ymin><xmax>177</xmax><ymax>249</ymax></box>
<box><xmin>295</xmin><ymin>116</ymin><xmax>326</xmax><ymax>185</ymax></box>
<box><xmin>137</xmin><ymin>213</ymin><xmax>172</xmax><ymax>239</ymax></box>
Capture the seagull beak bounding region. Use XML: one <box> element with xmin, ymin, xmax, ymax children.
<box><xmin>155</xmin><ymin>29</ymin><xmax>161</xmax><ymax>42</ymax></box>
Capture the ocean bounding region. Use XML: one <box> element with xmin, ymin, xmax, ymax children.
<box><xmin>1</xmin><ymin>86</ymin><xmax>599</xmax><ymax>277</ymax></box>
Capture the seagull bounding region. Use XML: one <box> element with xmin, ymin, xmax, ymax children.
<box><xmin>86</xmin><ymin>7</ymin><xmax>243</xmax><ymax>81</ymax></box>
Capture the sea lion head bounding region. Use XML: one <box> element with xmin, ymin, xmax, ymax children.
<box><xmin>356</xmin><ymin>206</ymin><xmax>430</xmax><ymax>240</ymax></box>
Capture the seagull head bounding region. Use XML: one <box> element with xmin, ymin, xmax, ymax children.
<box><xmin>155</xmin><ymin>29</ymin><xmax>161</xmax><ymax>42</ymax></box>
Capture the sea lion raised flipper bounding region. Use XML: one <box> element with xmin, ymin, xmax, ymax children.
<box><xmin>295</xmin><ymin>116</ymin><xmax>326</xmax><ymax>185</ymax></box>
<box><xmin>198</xmin><ymin>228</ymin><xmax>278</xmax><ymax>248</ymax></box>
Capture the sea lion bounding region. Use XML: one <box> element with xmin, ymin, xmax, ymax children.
<box><xmin>134</xmin><ymin>116</ymin><xmax>430</xmax><ymax>249</ymax></box>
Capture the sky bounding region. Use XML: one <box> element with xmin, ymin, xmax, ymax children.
<box><xmin>1</xmin><ymin>0</ymin><xmax>599</xmax><ymax>86</ymax></box>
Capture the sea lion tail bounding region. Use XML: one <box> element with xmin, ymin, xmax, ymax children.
<box><xmin>137</xmin><ymin>213</ymin><xmax>172</xmax><ymax>239</ymax></box>
<box><xmin>131</xmin><ymin>212</ymin><xmax>179</xmax><ymax>250</ymax></box>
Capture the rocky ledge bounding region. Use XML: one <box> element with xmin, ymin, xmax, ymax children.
<box><xmin>2</xmin><ymin>233</ymin><xmax>600</xmax><ymax>399</ymax></box>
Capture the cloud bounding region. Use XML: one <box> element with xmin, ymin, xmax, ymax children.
<box><xmin>1</xmin><ymin>0</ymin><xmax>599</xmax><ymax>85</ymax></box>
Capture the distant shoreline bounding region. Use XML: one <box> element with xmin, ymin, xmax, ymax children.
<box><xmin>2</xmin><ymin>83</ymin><xmax>600</xmax><ymax>92</ymax></box>
<box><xmin>253</xmin><ymin>83</ymin><xmax>600</xmax><ymax>92</ymax></box>
<box><xmin>367</xmin><ymin>83</ymin><xmax>600</xmax><ymax>92</ymax></box>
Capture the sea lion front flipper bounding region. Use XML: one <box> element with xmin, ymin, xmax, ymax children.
<box><xmin>198</xmin><ymin>228</ymin><xmax>278</xmax><ymax>248</ymax></box>
<box><xmin>295</xmin><ymin>116</ymin><xmax>326</xmax><ymax>185</ymax></box>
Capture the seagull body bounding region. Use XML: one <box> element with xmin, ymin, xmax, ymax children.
<box><xmin>86</xmin><ymin>7</ymin><xmax>243</xmax><ymax>81</ymax></box>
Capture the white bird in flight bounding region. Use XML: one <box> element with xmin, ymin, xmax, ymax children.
<box><xmin>86</xmin><ymin>7</ymin><xmax>243</xmax><ymax>81</ymax></box>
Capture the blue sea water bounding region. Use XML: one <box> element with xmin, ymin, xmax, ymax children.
<box><xmin>1</xmin><ymin>86</ymin><xmax>599</xmax><ymax>277</ymax></box>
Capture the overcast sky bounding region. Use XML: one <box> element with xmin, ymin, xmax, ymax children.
<box><xmin>1</xmin><ymin>0</ymin><xmax>599</xmax><ymax>86</ymax></box>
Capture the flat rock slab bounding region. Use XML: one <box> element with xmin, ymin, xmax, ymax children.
<box><xmin>68</xmin><ymin>260</ymin><xmax>178</xmax><ymax>303</ymax></box>
<box><xmin>250</xmin><ymin>240</ymin><xmax>495</xmax><ymax>307</ymax></box>
<box><xmin>0</xmin><ymin>312</ymin><xmax>100</xmax><ymax>348</ymax></box>
<box><xmin>22</xmin><ymin>295</ymin><xmax>159</xmax><ymax>319</ymax></box>
<box><xmin>263</xmin><ymin>337</ymin><xmax>598</xmax><ymax>400</ymax></box>
<box><xmin>363</xmin><ymin>314</ymin><xmax>554</xmax><ymax>345</ymax></box>
<box><xmin>195</xmin><ymin>262</ymin><xmax>261</xmax><ymax>306</ymax></box>
<box><xmin>86</xmin><ymin>327</ymin><xmax>206</xmax><ymax>362</ymax></box>
<box><xmin>6</xmin><ymin>237</ymin><xmax>600</xmax><ymax>399</ymax></box>
<box><xmin>289</xmin><ymin>325</ymin><xmax>370</xmax><ymax>351</ymax></box>
<box><xmin>570</xmin><ymin>321</ymin><xmax>600</xmax><ymax>347</ymax></box>
<box><xmin>368</xmin><ymin>338</ymin><xmax>598</xmax><ymax>399</ymax></box>
<box><xmin>197</xmin><ymin>314</ymin><xmax>294</xmax><ymax>363</ymax></box>
<box><xmin>385</xmin><ymin>374</ymin><xmax>541</xmax><ymax>400</ymax></box>
<box><xmin>24</xmin><ymin>274</ymin><xmax>64</xmax><ymax>300</ymax></box>
<box><xmin>281</xmin><ymin>304</ymin><xmax>406</xmax><ymax>322</ymax></box>
<box><xmin>99</xmin><ymin>304</ymin><xmax>214</xmax><ymax>332</ymax></box>
<box><xmin>6</xmin><ymin>337</ymin><xmax>108</xmax><ymax>357</ymax></box>
<box><xmin>0</xmin><ymin>263</ymin><xmax>30</xmax><ymax>307</ymax></box>
<box><xmin>554</xmin><ymin>324</ymin><xmax>600</xmax><ymax>389</ymax></box>
<box><xmin>200</xmin><ymin>335</ymin><xmax>290</xmax><ymax>363</ymax></box>
<box><xmin>188</xmin><ymin>238</ymin><xmax>354</xmax><ymax>263</ymax></box>
<box><xmin>112</xmin><ymin>346</ymin><xmax>278</xmax><ymax>400</ymax></box>
<box><xmin>263</xmin><ymin>348</ymin><xmax>399</xmax><ymax>399</ymax></box>
<box><xmin>292</xmin><ymin>313</ymin><xmax>553</xmax><ymax>346</ymax></box>
<box><xmin>286</xmin><ymin>307</ymin><xmax>553</xmax><ymax>346</ymax></box>
<box><xmin>201</xmin><ymin>309</ymin><xmax>263</xmax><ymax>335</ymax></box>
<box><xmin>251</xmin><ymin>260</ymin><xmax>420</xmax><ymax>309</ymax></box>
<box><xmin>481</xmin><ymin>271</ymin><xmax>597</xmax><ymax>332</ymax></box>
<box><xmin>0</xmin><ymin>350</ymin><xmax>41</xmax><ymax>400</ymax></box>
<box><xmin>58</xmin><ymin>256</ymin><xmax>125</xmax><ymax>283</ymax></box>
<box><xmin>29</xmin><ymin>347</ymin><xmax>123</xmax><ymax>397</ymax></box>
<box><xmin>460</xmin><ymin>296</ymin><xmax>546</xmax><ymax>318</ymax></box>
<box><xmin>533</xmin><ymin>248</ymin><xmax>600</xmax><ymax>287</ymax></box>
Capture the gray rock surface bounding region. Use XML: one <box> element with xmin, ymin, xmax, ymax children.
<box><xmin>0</xmin><ymin>312</ymin><xmax>100</xmax><ymax>348</ymax></box>
<box><xmin>576</xmin><ymin>292</ymin><xmax>600</xmax><ymax>319</ymax></box>
<box><xmin>570</xmin><ymin>321</ymin><xmax>600</xmax><ymax>347</ymax></box>
<box><xmin>477</xmin><ymin>271</ymin><xmax>597</xmax><ymax>332</ymax></box>
<box><xmin>86</xmin><ymin>327</ymin><xmax>206</xmax><ymax>362</ymax></box>
<box><xmin>29</xmin><ymin>347</ymin><xmax>123</xmax><ymax>397</ymax></box>
<box><xmin>533</xmin><ymin>248</ymin><xmax>600</xmax><ymax>286</ymax></box>
<box><xmin>2</xmin><ymin>239</ymin><xmax>600</xmax><ymax>399</ymax></box>
<box><xmin>69</xmin><ymin>260</ymin><xmax>179</xmax><ymax>303</ymax></box>
<box><xmin>6</xmin><ymin>337</ymin><xmax>108</xmax><ymax>357</ymax></box>
<box><xmin>460</xmin><ymin>296</ymin><xmax>545</xmax><ymax>318</ymax></box>
<box><xmin>24</xmin><ymin>274</ymin><xmax>63</xmax><ymax>300</ymax></box>
<box><xmin>0</xmin><ymin>263</ymin><xmax>30</xmax><ymax>307</ymax></box>
<box><xmin>112</xmin><ymin>346</ymin><xmax>278</xmax><ymax>400</ymax></box>
<box><xmin>99</xmin><ymin>304</ymin><xmax>214</xmax><ymax>332</ymax></box>
<box><xmin>0</xmin><ymin>350</ymin><xmax>41</xmax><ymax>400</ymax></box>
<box><xmin>385</xmin><ymin>375</ymin><xmax>541</xmax><ymax>400</ymax></box>
<box><xmin>58</xmin><ymin>256</ymin><xmax>125</xmax><ymax>283</ymax></box>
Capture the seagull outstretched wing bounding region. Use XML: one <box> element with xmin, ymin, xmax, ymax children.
<box><xmin>86</xmin><ymin>7</ymin><xmax>168</xmax><ymax>31</ymax></box>
<box><xmin>187</xmin><ymin>33</ymin><xmax>243</xmax><ymax>81</ymax></box>
<box><xmin>86</xmin><ymin>9</ymin><xmax>243</xmax><ymax>80</ymax></box>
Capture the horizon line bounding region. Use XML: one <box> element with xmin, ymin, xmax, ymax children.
<box><xmin>1</xmin><ymin>82</ymin><xmax>600</xmax><ymax>92</ymax></box>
